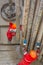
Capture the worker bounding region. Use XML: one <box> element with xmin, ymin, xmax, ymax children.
<box><xmin>7</xmin><ymin>22</ymin><xmax>16</xmax><ymax>41</ymax></box>
<box><xmin>18</xmin><ymin>50</ymin><xmax>37</xmax><ymax>65</ymax></box>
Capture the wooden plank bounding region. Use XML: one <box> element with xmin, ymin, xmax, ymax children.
<box><xmin>29</xmin><ymin>0</ymin><xmax>43</xmax><ymax>50</ymax></box>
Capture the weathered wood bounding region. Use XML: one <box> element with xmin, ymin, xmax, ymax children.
<box><xmin>29</xmin><ymin>0</ymin><xmax>43</xmax><ymax>50</ymax></box>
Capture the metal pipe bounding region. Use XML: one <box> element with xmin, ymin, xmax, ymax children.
<box><xmin>26</xmin><ymin>0</ymin><xmax>37</xmax><ymax>51</ymax></box>
<box><xmin>38</xmin><ymin>35</ymin><xmax>43</xmax><ymax>61</ymax></box>
<box><xmin>22</xmin><ymin>0</ymin><xmax>30</xmax><ymax>44</ymax></box>
<box><xmin>19</xmin><ymin>0</ymin><xmax>30</xmax><ymax>55</ymax></box>
<box><xmin>15</xmin><ymin>0</ymin><xmax>20</xmax><ymax>43</ymax></box>
<box><xmin>29</xmin><ymin>0</ymin><xmax>43</xmax><ymax>50</ymax></box>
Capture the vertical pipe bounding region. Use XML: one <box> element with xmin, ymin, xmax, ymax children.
<box><xmin>35</xmin><ymin>18</ymin><xmax>43</xmax><ymax>44</ymax></box>
<box><xmin>20</xmin><ymin>0</ymin><xmax>30</xmax><ymax>55</ymax></box>
<box><xmin>38</xmin><ymin>35</ymin><xmax>43</xmax><ymax>61</ymax></box>
<box><xmin>29</xmin><ymin>0</ymin><xmax>43</xmax><ymax>50</ymax></box>
<box><xmin>0</xmin><ymin>27</ymin><xmax>1</xmax><ymax>44</ymax></box>
<box><xmin>26</xmin><ymin>0</ymin><xmax>37</xmax><ymax>50</ymax></box>
<box><xmin>22</xmin><ymin>0</ymin><xmax>30</xmax><ymax>44</ymax></box>
<box><xmin>15</xmin><ymin>0</ymin><xmax>20</xmax><ymax>43</ymax></box>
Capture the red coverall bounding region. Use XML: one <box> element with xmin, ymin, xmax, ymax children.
<box><xmin>7</xmin><ymin>22</ymin><xmax>16</xmax><ymax>41</ymax></box>
<box><xmin>18</xmin><ymin>51</ymin><xmax>37</xmax><ymax>65</ymax></box>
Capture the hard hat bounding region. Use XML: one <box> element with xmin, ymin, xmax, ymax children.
<box><xmin>12</xmin><ymin>24</ymin><xmax>16</xmax><ymax>29</ymax></box>
<box><xmin>29</xmin><ymin>50</ymin><xmax>37</xmax><ymax>59</ymax></box>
